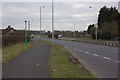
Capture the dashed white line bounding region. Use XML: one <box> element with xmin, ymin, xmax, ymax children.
<box><xmin>103</xmin><ymin>57</ymin><xmax>111</xmax><ymax>60</ymax></box>
<box><xmin>117</xmin><ymin>61</ymin><xmax>120</xmax><ymax>63</ymax></box>
<box><xmin>78</xmin><ymin>50</ymin><xmax>83</xmax><ymax>52</ymax></box>
<box><xmin>92</xmin><ymin>54</ymin><xmax>99</xmax><ymax>56</ymax></box>
<box><xmin>84</xmin><ymin>52</ymin><xmax>90</xmax><ymax>54</ymax></box>
<box><xmin>74</xmin><ymin>49</ymin><xmax>77</xmax><ymax>51</ymax></box>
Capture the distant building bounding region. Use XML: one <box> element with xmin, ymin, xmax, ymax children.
<box><xmin>1</xmin><ymin>25</ymin><xmax>16</xmax><ymax>35</ymax></box>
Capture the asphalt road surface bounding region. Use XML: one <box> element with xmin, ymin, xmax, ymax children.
<box><xmin>2</xmin><ymin>38</ymin><xmax>50</xmax><ymax>78</ymax></box>
<box><xmin>42</xmin><ymin>37</ymin><xmax>118</xmax><ymax>78</ymax></box>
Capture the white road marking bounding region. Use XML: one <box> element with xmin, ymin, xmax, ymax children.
<box><xmin>84</xmin><ymin>46</ymin><xmax>88</xmax><ymax>48</ymax></box>
<box><xmin>103</xmin><ymin>57</ymin><xmax>111</xmax><ymax>60</ymax></box>
<box><xmin>92</xmin><ymin>54</ymin><xmax>99</xmax><ymax>56</ymax></box>
<box><xmin>74</xmin><ymin>49</ymin><xmax>77</xmax><ymax>51</ymax></box>
<box><xmin>78</xmin><ymin>50</ymin><xmax>83</xmax><ymax>52</ymax></box>
<box><xmin>117</xmin><ymin>61</ymin><xmax>120</xmax><ymax>63</ymax></box>
<box><xmin>84</xmin><ymin>52</ymin><xmax>90</xmax><ymax>54</ymax></box>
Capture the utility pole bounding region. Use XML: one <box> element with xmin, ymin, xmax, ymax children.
<box><xmin>52</xmin><ymin>0</ymin><xmax>54</xmax><ymax>44</ymax></box>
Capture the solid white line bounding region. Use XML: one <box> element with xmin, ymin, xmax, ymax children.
<box><xmin>85</xmin><ymin>52</ymin><xmax>90</xmax><ymax>54</ymax></box>
<box><xmin>103</xmin><ymin>57</ymin><xmax>111</xmax><ymax>60</ymax></box>
<box><xmin>92</xmin><ymin>54</ymin><xmax>99</xmax><ymax>56</ymax></box>
<box><xmin>74</xmin><ymin>49</ymin><xmax>77</xmax><ymax>51</ymax></box>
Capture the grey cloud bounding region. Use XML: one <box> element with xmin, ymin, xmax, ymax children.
<box><xmin>2</xmin><ymin>2</ymin><xmax>117</xmax><ymax>31</ymax></box>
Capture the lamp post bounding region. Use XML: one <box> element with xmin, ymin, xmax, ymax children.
<box><xmin>40</xmin><ymin>6</ymin><xmax>45</xmax><ymax>38</ymax></box>
<box><xmin>25</xmin><ymin>21</ymin><xmax>27</xmax><ymax>44</ymax></box>
<box><xmin>89</xmin><ymin>6</ymin><xmax>98</xmax><ymax>40</ymax></box>
<box><xmin>52</xmin><ymin>0</ymin><xmax>54</xmax><ymax>44</ymax></box>
<box><xmin>70</xmin><ymin>16</ymin><xmax>76</xmax><ymax>41</ymax></box>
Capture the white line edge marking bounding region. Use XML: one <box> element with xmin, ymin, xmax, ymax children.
<box><xmin>92</xmin><ymin>54</ymin><xmax>99</xmax><ymax>56</ymax></box>
<box><xmin>85</xmin><ymin>52</ymin><xmax>90</xmax><ymax>54</ymax></box>
<box><xmin>103</xmin><ymin>57</ymin><xmax>111</xmax><ymax>60</ymax></box>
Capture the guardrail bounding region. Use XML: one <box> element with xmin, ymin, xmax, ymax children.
<box><xmin>61</xmin><ymin>37</ymin><xmax>119</xmax><ymax>47</ymax></box>
<box><xmin>75</xmin><ymin>40</ymin><xmax>119</xmax><ymax>47</ymax></box>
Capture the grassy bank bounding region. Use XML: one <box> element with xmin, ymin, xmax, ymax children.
<box><xmin>39</xmin><ymin>40</ymin><xmax>95</xmax><ymax>78</ymax></box>
<box><xmin>2</xmin><ymin>42</ymin><xmax>32</xmax><ymax>64</ymax></box>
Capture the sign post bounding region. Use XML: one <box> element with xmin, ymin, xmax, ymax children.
<box><xmin>25</xmin><ymin>21</ymin><xmax>27</xmax><ymax>44</ymax></box>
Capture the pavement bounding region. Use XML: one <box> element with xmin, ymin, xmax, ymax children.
<box><xmin>2</xmin><ymin>38</ymin><xmax>50</xmax><ymax>78</ymax></box>
<box><xmin>42</xmin><ymin>37</ymin><xmax>118</xmax><ymax>78</ymax></box>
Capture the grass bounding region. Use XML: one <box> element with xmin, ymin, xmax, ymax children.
<box><xmin>39</xmin><ymin>40</ymin><xmax>95</xmax><ymax>78</ymax></box>
<box><xmin>2</xmin><ymin>42</ymin><xmax>32</xmax><ymax>64</ymax></box>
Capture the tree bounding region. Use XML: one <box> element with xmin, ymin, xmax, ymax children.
<box><xmin>87</xmin><ymin>6</ymin><xmax>119</xmax><ymax>40</ymax></box>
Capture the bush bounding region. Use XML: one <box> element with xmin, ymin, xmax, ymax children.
<box><xmin>2</xmin><ymin>35</ymin><xmax>30</xmax><ymax>47</ymax></box>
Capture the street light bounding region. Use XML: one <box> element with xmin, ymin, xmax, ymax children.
<box><xmin>69</xmin><ymin>16</ymin><xmax>76</xmax><ymax>41</ymax></box>
<box><xmin>52</xmin><ymin>1</ymin><xmax>54</xmax><ymax>44</ymax></box>
<box><xmin>40</xmin><ymin>6</ymin><xmax>45</xmax><ymax>38</ymax></box>
<box><xmin>89</xmin><ymin>6</ymin><xmax>98</xmax><ymax>40</ymax></box>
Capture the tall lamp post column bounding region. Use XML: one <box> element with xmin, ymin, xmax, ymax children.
<box><xmin>52</xmin><ymin>1</ymin><xmax>54</xmax><ymax>44</ymax></box>
<box><xmin>40</xmin><ymin>6</ymin><xmax>45</xmax><ymax>38</ymax></box>
<box><xmin>89</xmin><ymin>6</ymin><xmax>98</xmax><ymax>40</ymax></box>
<box><xmin>25</xmin><ymin>21</ymin><xmax>27</xmax><ymax>44</ymax></box>
<box><xmin>70</xmin><ymin>16</ymin><xmax>76</xmax><ymax>41</ymax></box>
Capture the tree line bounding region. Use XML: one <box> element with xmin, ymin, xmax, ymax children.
<box><xmin>87</xmin><ymin>6</ymin><xmax>119</xmax><ymax>40</ymax></box>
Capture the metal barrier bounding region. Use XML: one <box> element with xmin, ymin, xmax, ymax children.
<box><xmin>75</xmin><ymin>40</ymin><xmax>119</xmax><ymax>47</ymax></box>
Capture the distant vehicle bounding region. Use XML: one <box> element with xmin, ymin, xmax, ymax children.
<box><xmin>30</xmin><ymin>34</ymin><xmax>34</xmax><ymax>38</ymax></box>
<box><xmin>58</xmin><ymin>35</ymin><xmax>62</xmax><ymax>38</ymax></box>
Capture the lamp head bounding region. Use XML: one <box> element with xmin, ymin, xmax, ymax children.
<box><xmin>89</xmin><ymin>6</ymin><xmax>92</xmax><ymax>8</ymax></box>
<box><xmin>43</xmin><ymin>6</ymin><xmax>45</xmax><ymax>8</ymax></box>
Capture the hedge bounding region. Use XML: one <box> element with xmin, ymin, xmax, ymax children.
<box><xmin>2</xmin><ymin>35</ymin><xmax>30</xmax><ymax>47</ymax></box>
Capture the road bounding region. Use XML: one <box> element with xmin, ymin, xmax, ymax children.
<box><xmin>2</xmin><ymin>39</ymin><xmax>50</xmax><ymax>78</ymax></box>
<box><xmin>42</xmin><ymin>37</ymin><xmax>118</xmax><ymax>78</ymax></box>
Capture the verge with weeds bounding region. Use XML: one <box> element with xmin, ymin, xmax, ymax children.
<box><xmin>39</xmin><ymin>40</ymin><xmax>95</xmax><ymax>78</ymax></box>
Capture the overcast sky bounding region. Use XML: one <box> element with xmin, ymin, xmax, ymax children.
<box><xmin>2</xmin><ymin>2</ymin><xmax>118</xmax><ymax>31</ymax></box>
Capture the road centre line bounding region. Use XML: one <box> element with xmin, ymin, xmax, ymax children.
<box><xmin>92</xmin><ymin>54</ymin><xmax>99</xmax><ymax>56</ymax></box>
<box><xmin>117</xmin><ymin>61</ymin><xmax>120</xmax><ymax>63</ymax></box>
<box><xmin>78</xmin><ymin>50</ymin><xmax>83</xmax><ymax>52</ymax></box>
<box><xmin>74</xmin><ymin>49</ymin><xmax>77</xmax><ymax>51</ymax></box>
<box><xmin>103</xmin><ymin>57</ymin><xmax>111</xmax><ymax>60</ymax></box>
<box><xmin>84</xmin><ymin>52</ymin><xmax>90</xmax><ymax>54</ymax></box>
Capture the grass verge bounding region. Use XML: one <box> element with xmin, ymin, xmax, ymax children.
<box><xmin>39</xmin><ymin>40</ymin><xmax>95</xmax><ymax>78</ymax></box>
<box><xmin>2</xmin><ymin>42</ymin><xmax>32</xmax><ymax>64</ymax></box>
